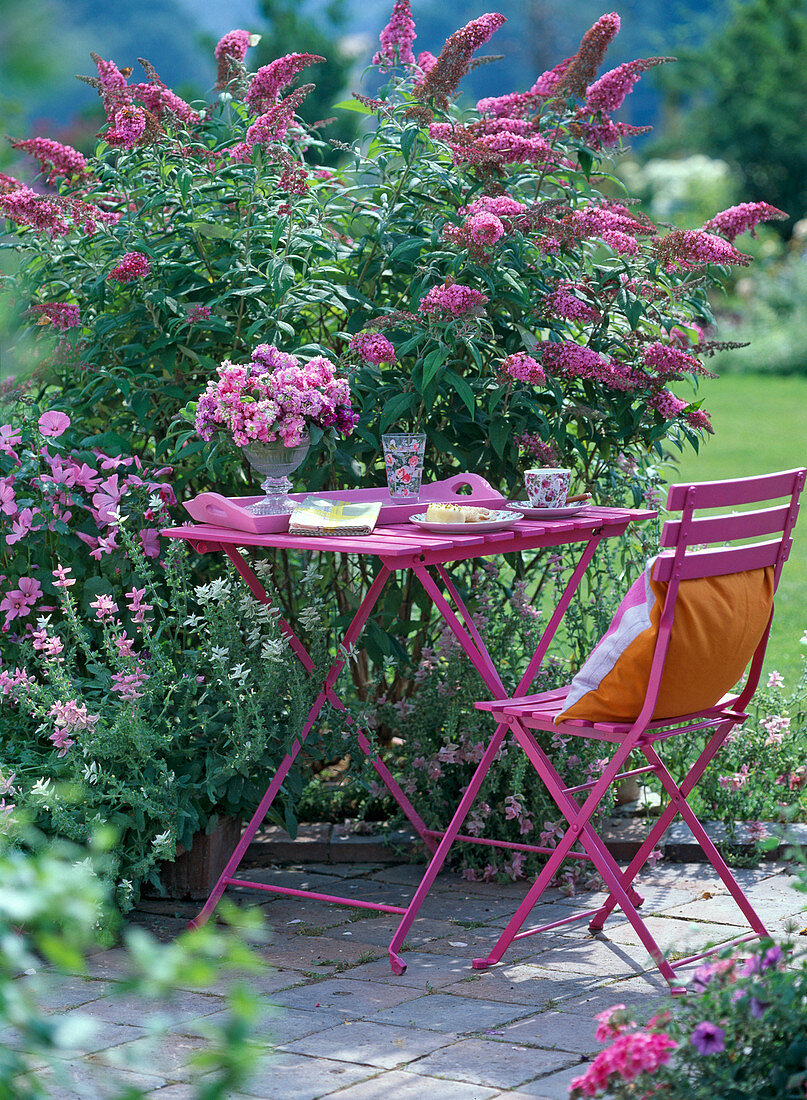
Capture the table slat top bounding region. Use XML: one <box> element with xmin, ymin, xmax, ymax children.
<box><xmin>161</xmin><ymin>506</ymin><xmax>654</xmax><ymax>559</ymax></box>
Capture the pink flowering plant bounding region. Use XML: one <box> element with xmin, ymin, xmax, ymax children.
<box><xmin>0</xmin><ymin>8</ymin><xmax>784</xmax><ymax>495</ymax></box>
<box><xmin>0</xmin><ymin>511</ymin><xmax>323</xmax><ymax>909</ymax></box>
<box><xmin>187</xmin><ymin>341</ymin><xmax>357</xmax><ymax>450</ymax></box>
<box><xmin>570</xmin><ymin>931</ymin><xmax>807</xmax><ymax>1099</ymax></box>
<box><xmin>0</xmin><ymin>404</ymin><xmax>325</xmax><ymax>906</ymax></box>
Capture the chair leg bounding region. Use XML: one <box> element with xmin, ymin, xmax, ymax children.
<box><xmin>588</xmin><ymin>721</ymin><xmax>736</xmax><ymax>933</ymax></box>
<box><xmin>477</xmin><ymin>720</ymin><xmax>684</xmax><ymax>991</ymax></box>
<box><xmin>471</xmin><ymin>822</ymin><xmax>588</xmax><ymax>969</ymax></box>
<box><xmin>645</xmin><ymin>743</ymin><xmax>770</xmax><ymax>937</ymax></box>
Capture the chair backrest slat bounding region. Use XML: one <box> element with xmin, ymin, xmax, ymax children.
<box><xmin>659</xmin><ymin>504</ymin><xmax>794</xmax><ymax>548</ymax></box>
<box><xmin>652</xmin><ymin>540</ymin><xmax>783</xmax><ymax>583</ymax></box>
<box><xmin>666</xmin><ymin>468</ymin><xmax>803</xmax><ymax>511</ymax></box>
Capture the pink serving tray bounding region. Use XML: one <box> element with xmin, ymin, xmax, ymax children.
<box><xmin>182</xmin><ymin>474</ymin><xmax>507</xmax><ymax>534</ymax></box>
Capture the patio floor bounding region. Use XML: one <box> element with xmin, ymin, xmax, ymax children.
<box><xmin>21</xmin><ymin>859</ymin><xmax>807</xmax><ymax>1099</ymax></box>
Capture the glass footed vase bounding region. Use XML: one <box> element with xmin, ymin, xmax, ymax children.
<box><xmin>241</xmin><ymin>435</ymin><xmax>310</xmax><ymax>515</ymax></box>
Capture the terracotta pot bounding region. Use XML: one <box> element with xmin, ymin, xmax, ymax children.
<box><xmin>158</xmin><ymin>815</ymin><xmax>242</xmax><ymax>900</ymax></box>
<box><xmin>614</xmin><ymin>776</ymin><xmax>641</xmax><ymax>805</ymax></box>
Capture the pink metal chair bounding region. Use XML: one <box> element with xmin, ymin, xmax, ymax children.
<box><xmin>472</xmin><ymin>468</ymin><xmax>806</xmax><ymax>993</ymax></box>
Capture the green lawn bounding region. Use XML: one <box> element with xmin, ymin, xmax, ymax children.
<box><xmin>665</xmin><ymin>373</ymin><xmax>807</xmax><ymax>684</ymax></box>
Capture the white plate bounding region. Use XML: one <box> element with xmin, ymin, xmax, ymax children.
<box><xmin>507</xmin><ymin>501</ymin><xmax>587</xmax><ymax>519</ymax></box>
<box><xmin>409</xmin><ymin>509</ymin><xmax>524</xmax><ymax>533</ymax></box>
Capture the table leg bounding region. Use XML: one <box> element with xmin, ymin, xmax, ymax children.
<box><xmin>386</xmin><ymin>538</ymin><xmax>607</xmax><ymax>966</ymax></box>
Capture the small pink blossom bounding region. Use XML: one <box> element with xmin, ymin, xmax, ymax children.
<box><xmin>374</xmin><ymin>0</ymin><xmax>417</xmax><ymax>68</ymax></box>
<box><xmin>418</xmin><ymin>283</ymin><xmax>488</xmax><ymax>319</ymax></box>
<box><xmin>0</xmin><ymin>479</ymin><xmax>16</xmax><ymax>516</ymax></box>
<box><xmin>108</xmin><ymin>251</ymin><xmax>150</xmax><ymax>283</ymax></box>
<box><xmin>502</xmin><ymin>352</ymin><xmax>546</xmax><ymax>385</ymax></box>
<box><xmin>466</xmin><ymin>210</ymin><xmax>504</xmax><ymax>245</ymax></box>
<box><xmin>767</xmin><ymin>670</ymin><xmax>784</xmax><ymax>688</ymax></box>
<box><xmin>349</xmin><ymin>332</ymin><xmax>397</xmax><ymax>364</ymax></box>
<box><xmin>38</xmin><ymin>411</ymin><xmax>70</xmax><ymax>437</ymax></box>
<box><xmin>6</xmin><ymin>507</ymin><xmax>36</xmax><ymax>547</ymax></box>
<box><xmin>703</xmin><ymin>201</ymin><xmax>788</xmax><ymax>243</ymax></box>
<box><xmin>585</xmin><ymin>58</ymin><xmax>672</xmax><ymax>115</ymax></box>
<box><xmin>89</xmin><ymin>594</ymin><xmax>118</xmax><ymax>620</ymax></box>
<box><xmin>245</xmin><ymin>53</ymin><xmax>325</xmax><ymax>113</ymax></box>
<box><xmin>9</xmin><ymin>137</ymin><xmax>90</xmax><ymax>184</ymax></box>
<box><xmin>29</xmin><ymin>302</ymin><xmax>80</xmax><ymax>331</ymax></box>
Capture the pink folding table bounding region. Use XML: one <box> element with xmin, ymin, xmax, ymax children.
<box><xmin>162</xmin><ymin>489</ymin><xmax>653</xmax><ymax>973</ymax></box>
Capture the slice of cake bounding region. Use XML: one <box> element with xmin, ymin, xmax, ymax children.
<box><xmin>424</xmin><ymin>503</ymin><xmax>495</xmax><ymax>523</ymax></box>
<box><xmin>425</xmin><ymin>502</ymin><xmax>466</xmax><ymax>522</ymax></box>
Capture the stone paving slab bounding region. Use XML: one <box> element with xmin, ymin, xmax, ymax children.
<box><xmin>440</xmin><ymin>964</ymin><xmax>596</xmax><ymax>1008</ymax></box>
<box><xmin>279</xmin><ymin>1018</ymin><xmax>454</xmax><ymax>1068</ymax></box>
<box><xmin>265</xmin><ymin>976</ymin><xmax>426</xmax><ymax>1016</ymax></box>
<box><xmin>372</xmin><ymin>992</ymin><xmax>533</xmax><ymax>1033</ymax></box>
<box><xmin>485</xmin><ymin>1009</ymin><xmax>600</xmax><ymax>1055</ymax></box>
<box><xmin>235</xmin><ymin>1051</ymin><xmax>376</xmax><ymax>1099</ymax></box>
<box><xmin>501</xmin><ymin>1062</ymin><xmax>589</xmax><ymax>1099</ymax></box>
<box><xmin>409</xmin><ymin>1036</ymin><xmax>579</xmax><ymax>1090</ymax></box>
<box><xmin>318</xmin><ymin>1068</ymin><xmax>501</xmax><ymax>1098</ymax></box>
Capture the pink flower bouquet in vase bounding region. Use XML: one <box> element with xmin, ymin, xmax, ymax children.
<box><xmin>191</xmin><ymin>343</ymin><xmax>357</xmax><ymax>514</ymax></box>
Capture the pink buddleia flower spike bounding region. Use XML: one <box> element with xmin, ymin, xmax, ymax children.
<box><xmin>8</xmin><ymin>138</ymin><xmax>90</xmax><ymax>185</ymax></box>
<box><xmin>703</xmin><ymin>201</ymin><xmax>788</xmax><ymax>242</ymax></box>
<box><xmin>412</xmin><ymin>12</ymin><xmax>506</xmax><ymax>111</ymax></box>
<box><xmin>245</xmin><ymin>53</ymin><xmax>325</xmax><ymax>114</ymax></box>
<box><xmin>214</xmin><ymin>29</ymin><xmax>253</xmax><ymax>90</ymax></box>
<box><xmin>585</xmin><ymin>57</ymin><xmax>673</xmax><ymax>115</ymax></box>
<box><xmin>558</xmin><ymin>12</ymin><xmax>621</xmax><ymax>98</ymax></box>
<box><xmin>373</xmin><ymin>0</ymin><xmax>417</xmax><ymax>68</ymax></box>
<box><xmin>108</xmin><ymin>251</ymin><xmax>150</xmax><ymax>283</ymax></box>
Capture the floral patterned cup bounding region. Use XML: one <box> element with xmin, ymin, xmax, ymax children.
<box><xmin>525</xmin><ymin>467</ymin><xmax>572</xmax><ymax>508</ymax></box>
<box><xmin>382</xmin><ymin>433</ymin><xmax>426</xmax><ymax>500</ymax></box>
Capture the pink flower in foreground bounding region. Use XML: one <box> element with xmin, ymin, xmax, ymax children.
<box><xmin>108</xmin><ymin>251</ymin><xmax>150</xmax><ymax>283</ymax></box>
<box><xmin>186</xmin><ymin>304</ymin><xmax>211</xmax><ymax>325</ymax></box>
<box><xmin>30</xmin><ymin>302</ymin><xmax>80</xmax><ymax>331</ymax></box>
<box><xmin>585</xmin><ymin>58</ymin><xmax>672</xmax><ymax>115</ymax></box>
<box><xmin>49</xmin><ymin>728</ymin><xmax>74</xmax><ymax>756</ymax></box>
<box><xmin>245</xmin><ymin>53</ymin><xmax>325</xmax><ymax>113</ymax></box>
<box><xmin>570</xmin><ymin>1027</ymin><xmax>677</xmax><ymax>1096</ymax></box>
<box><xmin>0</xmin><ymin>186</ymin><xmax>71</xmax><ymax>237</ymax></box>
<box><xmin>502</xmin><ymin>352</ymin><xmax>546</xmax><ymax>385</ymax></box>
<box><xmin>544</xmin><ymin>285</ymin><xmax>601</xmax><ymax>323</ymax></box>
<box><xmin>467</xmin><ymin>210</ymin><xmax>504</xmax><ymax>245</ymax></box>
<box><xmin>89</xmin><ymin>594</ymin><xmax>118</xmax><ymax>620</ymax></box>
<box><xmin>0</xmin><ymin>576</ymin><xmax>42</xmax><ymax>629</ymax></box>
<box><xmin>703</xmin><ymin>201</ymin><xmax>788</xmax><ymax>243</ymax></box>
<box><xmin>215</xmin><ymin>29</ymin><xmax>253</xmax><ymax>89</ymax></box>
<box><xmin>649</xmin><ymin>388</ymin><xmax>688</xmax><ymax>419</ymax></box>
<box><xmin>9</xmin><ymin>137</ymin><xmax>90</xmax><ymax>184</ymax></box>
<box><xmin>594</xmin><ymin>1004</ymin><xmax>630</xmax><ymax>1042</ymax></box>
<box><xmin>38</xmin><ymin>411</ymin><xmax>70</xmax><ymax>438</ymax></box>
<box><xmin>373</xmin><ymin>0</ymin><xmax>417</xmax><ymax>68</ymax></box>
<box><xmin>52</xmin><ymin>564</ymin><xmax>75</xmax><ymax>588</ymax></box>
<box><xmin>109</xmin><ymin>105</ymin><xmax>147</xmax><ymax>149</ymax></box>
<box><xmin>6</xmin><ymin>507</ymin><xmax>36</xmax><ymax>547</ymax></box>
<box><xmin>0</xmin><ymin>425</ymin><xmax>21</xmax><ymax>460</ymax></box>
<box><xmin>350</xmin><ymin>332</ymin><xmax>397</xmax><ymax>364</ymax></box>
<box><xmin>0</xmin><ymin>479</ymin><xmax>16</xmax><ymax>516</ymax></box>
<box><xmin>111</xmin><ymin>667</ymin><xmax>149</xmax><ymax>701</ymax></box>
<box><xmin>418</xmin><ymin>283</ymin><xmax>488</xmax><ymax>319</ymax></box>
<box><xmin>767</xmin><ymin>670</ymin><xmax>784</xmax><ymax>688</ymax></box>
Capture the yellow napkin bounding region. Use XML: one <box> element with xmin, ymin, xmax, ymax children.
<box><xmin>289</xmin><ymin>497</ymin><xmax>382</xmax><ymax>536</ymax></box>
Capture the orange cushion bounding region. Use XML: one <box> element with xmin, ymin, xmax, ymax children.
<box><xmin>556</xmin><ymin>563</ymin><xmax>774</xmax><ymax>724</ymax></box>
